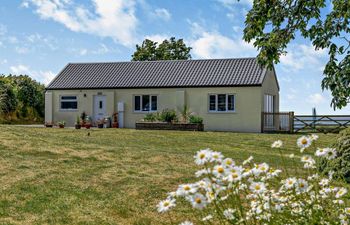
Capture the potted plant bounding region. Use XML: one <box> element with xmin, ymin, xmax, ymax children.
<box><xmin>75</xmin><ymin>115</ymin><xmax>81</xmax><ymax>129</ymax></box>
<box><xmin>112</xmin><ymin>112</ymin><xmax>118</xmax><ymax>128</ymax></box>
<box><xmin>80</xmin><ymin>112</ymin><xmax>86</xmax><ymax>127</ymax></box>
<box><xmin>85</xmin><ymin>116</ymin><xmax>91</xmax><ymax>129</ymax></box>
<box><xmin>45</xmin><ymin>121</ymin><xmax>53</xmax><ymax>128</ymax></box>
<box><xmin>58</xmin><ymin>121</ymin><xmax>65</xmax><ymax>128</ymax></box>
<box><xmin>97</xmin><ymin>119</ymin><xmax>104</xmax><ymax>128</ymax></box>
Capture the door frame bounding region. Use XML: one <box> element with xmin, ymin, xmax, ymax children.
<box><xmin>93</xmin><ymin>95</ymin><xmax>107</xmax><ymax>121</ymax></box>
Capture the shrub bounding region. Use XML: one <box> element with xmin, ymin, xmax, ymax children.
<box><xmin>157</xmin><ymin>134</ymin><xmax>350</xmax><ymax>224</ymax></box>
<box><xmin>159</xmin><ymin>109</ymin><xmax>177</xmax><ymax>123</ymax></box>
<box><xmin>143</xmin><ymin>113</ymin><xmax>158</xmax><ymax>122</ymax></box>
<box><xmin>319</xmin><ymin>128</ymin><xmax>350</xmax><ymax>183</ymax></box>
<box><xmin>189</xmin><ymin>115</ymin><xmax>203</xmax><ymax>124</ymax></box>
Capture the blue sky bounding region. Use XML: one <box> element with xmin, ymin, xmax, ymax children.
<box><xmin>0</xmin><ymin>0</ymin><xmax>348</xmax><ymax>114</ymax></box>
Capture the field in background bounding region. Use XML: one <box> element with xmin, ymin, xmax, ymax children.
<box><xmin>0</xmin><ymin>126</ymin><xmax>337</xmax><ymax>224</ymax></box>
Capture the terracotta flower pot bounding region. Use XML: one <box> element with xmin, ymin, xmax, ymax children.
<box><xmin>85</xmin><ymin>124</ymin><xmax>91</xmax><ymax>129</ymax></box>
<box><xmin>112</xmin><ymin>122</ymin><xmax>118</xmax><ymax>128</ymax></box>
<box><xmin>59</xmin><ymin>125</ymin><xmax>64</xmax><ymax>128</ymax></box>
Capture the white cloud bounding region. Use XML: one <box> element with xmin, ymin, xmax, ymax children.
<box><xmin>10</xmin><ymin>64</ymin><xmax>55</xmax><ymax>85</ymax></box>
<box><xmin>280</xmin><ymin>44</ymin><xmax>327</xmax><ymax>72</ymax></box>
<box><xmin>307</xmin><ymin>93</ymin><xmax>326</xmax><ymax>105</ymax></box>
<box><xmin>0</xmin><ymin>59</ymin><xmax>7</xmax><ymax>64</ymax></box>
<box><xmin>189</xmin><ymin>22</ymin><xmax>256</xmax><ymax>59</ymax></box>
<box><xmin>10</xmin><ymin>64</ymin><xmax>30</xmax><ymax>74</ymax></box>
<box><xmin>217</xmin><ymin>0</ymin><xmax>253</xmax><ymax>7</ymax></box>
<box><xmin>15</xmin><ymin>46</ymin><xmax>30</xmax><ymax>54</ymax></box>
<box><xmin>79</xmin><ymin>48</ymin><xmax>88</xmax><ymax>56</ymax></box>
<box><xmin>144</xmin><ymin>34</ymin><xmax>168</xmax><ymax>44</ymax></box>
<box><xmin>25</xmin><ymin>0</ymin><xmax>138</xmax><ymax>47</ymax></box>
<box><xmin>151</xmin><ymin>8</ymin><xmax>171</xmax><ymax>21</ymax></box>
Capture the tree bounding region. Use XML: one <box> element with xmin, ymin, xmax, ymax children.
<box><xmin>243</xmin><ymin>0</ymin><xmax>350</xmax><ymax>109</ymax></box>
<box><xmin>132</xmin><ymin>37</ymin><xmax>192</xmax><ymax>61</ymax></box>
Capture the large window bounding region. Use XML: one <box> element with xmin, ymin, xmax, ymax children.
<box><xmin>60</xmin><ymin>96</ymin><xmax>78</xmax><ymax>110</ymax></box>
<box><xmin>208</xmin><ymin>94</ymin><xmax>235</xmax><ymax>112</ymax></box>
<box><xmin>134</xmin><ymin>95</ymin><xmax>157</xmax><ymax>112</ymax></box>
<box><xmin>264</xmin><ymin>94</ymin><xmax>275</xmax><ymax>113</ymax></box>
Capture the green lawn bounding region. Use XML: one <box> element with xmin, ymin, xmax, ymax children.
<box><xmin>0</xmin><ymin>126</ymin><xmax>337</xmax><ymax>224</ymax></box>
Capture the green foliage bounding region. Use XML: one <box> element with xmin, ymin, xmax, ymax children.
<box><xmin>179</xmin><ymin>105</ymin><xmax>191</xmax><ymax>123</ymax></box>
<box><xmin>58</xmin><ymin>121</ymin><xmax>65</xmax><ymax>126</ymax></box>
<box><xmin>243</xmin><ymin>0</ymin><xmax>350</xmax><ymax>109</ymax></box>
<box><xmin>159</xmin><ymin>109</ymin><xmax>177</xmax><ymax>123</ymax></box>
<box><xmin>189</xmin><ymin>115</ymin><xmax>203</xmax><ymax>124</ymax></box>
<box><xmin>143</xmin><ymin>113</ymin><xmax>159</xmax><ymax>122</ymax></box>
<box><xmin>132</xmin><ymin>37</ymin><xmax>192</xmax><ymax>61</ymax></box>
<box><xmin>0</xmin><ymin>75</ymin><xmax>44</xmax><ymax>123</ymax></box>
<box><xmin>319</xmin><ymin>128</ymin><xmax>350</xmax><ymax>182</ymax></box>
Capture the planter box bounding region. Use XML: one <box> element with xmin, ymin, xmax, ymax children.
<box><xmin>136</xmin><ymin>122</ymin><xmax>204</xmax><ymax>131</ymax></box>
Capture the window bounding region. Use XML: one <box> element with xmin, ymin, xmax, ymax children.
<box><xmin>134</xmin><ymin>95</ymin><xmax>157</xmax><ymax>112</ymax></box>
<box><xmin>60</xmin><ymin>96</ymin><xmax>77</xmax><ymax>110</ymax></box>
<box><xmin>99</xmin><ymin>101</ymin><xmax>103</xmax><ymax>109</ymax></box>
<box><xmin>264</xmin><ymin>94</ymin><xmax>274</xmax><ymax>113</ymax></box>
<box><xmin>208</xmin><ymin>94</ymin><xmax>235</xmax><ymax>112</ymax></box>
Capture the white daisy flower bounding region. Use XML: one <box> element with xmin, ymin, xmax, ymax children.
<box><xmin>297</xmin><ymin>136</ymin><xmax>312</xmax><ymax>150</ymax></box>
<box><xmin>345</xmin><ymin>207</ymin><xmax>350</xmax><ymax>215</ymax></box>
<box><xmin>315</xmin><ymin>148</ymin><xmax>328</xmax><ymax>157</ymax></box>
<box><xmin>210</xmin><ymin>151</ymin><xmax>224</xmax><ymax>162</ymax></box>
<box><xmin>249</xmin><ymin>182</ymin><xmax>266</xmax><ymax>194</ymax></box>
<box><xmin>325</xmin><ymin>148</ymin><xmax>337</xmax><ymax>160</ymax></box>
<box><xmin>284</xmin><ymin>177</ymin><xmax>297</xmax><ymax>189</ymax></box>
<box><xmin>213</xmin><ymin>164</ymin><xmax>226</xmax><ymax>177</ymax></box>
<box><xmin>223</xmin><ymin>208</ymin><xmax>235</xmax><ymax>220</ymax></box>
<box><xmin>157</xmin><ymin>198</ymin><xmax>176</xmax><ymax>213</ymax></box>
<box><xmin>222</xmin><ymin>158</ymin><xmax>235</xmax><ymax>167</ymax></box>
<box><xmin>336</xmin><ymin>188</ymin><xmax>348</xmax><ymax>198</ymax></box>
<box><xmin>258</xmin><ymin>162</ymin><xmax>269</xmax><ymax>173</ymax></box>
<box><xmin>271</xmin><ymin>140</ymin><xmax>283</xmax><ymax>148</ymax></box>
<box><xmin>296</xmin><ymin>179</ymin><xmax>308</xmax><ymax>193</ymax></box>
<box><xmin>190</xmin><ymin>193</ymin><xmax>208</xmax><ymax>209</ymax></box>
<box><xmin>225</xmin><ymin>171</ymin><xmax>242</xmax><ymax>183</ymax></box>
<box><xmin>194</xmin><ymin>149</ymin><xmax>212</xmax><ymax>165</ymax></box>
<box><xmin>179</xmin><ymin>221</ymin><xmax>194</xmax><ymax>225</ymax></box>
<box><xmin>176</xmin><ymin>184</ymin><xmax>197</xmax><ymax>196</ymax></box>
<box><xmin>289</xmin><ymin>154</ymin><xmax>295</xmax><ymax>158</ymax></box>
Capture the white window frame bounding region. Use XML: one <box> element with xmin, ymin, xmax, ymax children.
<box><xmin>133</xmin><ymin>94</ymin><xmax>158</xmax><ymax>113</ymax></box>
<box><xmin>59</xmin><ymin>95</ymin><xmax>78</xmax><ymax>111</ymax></box>
<box><xmin>208</xmin><ymin>94</ymin><xmax>235</xmax><ymax>113</ymax></box>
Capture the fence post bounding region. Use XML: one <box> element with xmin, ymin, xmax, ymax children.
<box><xmin>289</xmin><ymin>111</ymin><xmax>294</xmax><ymax>133</ymax></box>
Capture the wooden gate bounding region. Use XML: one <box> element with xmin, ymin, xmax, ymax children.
<box><xmin>294</xmin><ymin>115</ymin><xmax>350</xmax><ymax>133</ymax></box>
<box><xmin>262</xmin><ymin>112</ymin><xmax>350</xmax><ymax>133</ymax></box>
<box><xmin>261</xmin><ymin>112</ymin><xmax>294</xmax><ymax>133</ymax></box>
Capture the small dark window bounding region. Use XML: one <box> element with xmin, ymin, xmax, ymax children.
<box><xmin>99</xmin><ymin>101</ymin><xmax>103</xmax><ymax>109</ymax></box>
<box><xmin>151</xmin><ymin>96</ymin><xmax>157</xmax><ymax>111</ymax></box>
<box><xmin>60</xmin><ymin>96</ymin><xmax>77</xmax><ymax>110</ymax></box>
<box><xmin>228</xmin><ymin>95</ymin><xmax>235</xmax><ymax>111</ymax></box>
<box><xmin>142</xmin><ymin>95</ymin><xmax>150</xmax><ymax>111</ymax></box>
<box><xmin>134</xmin><ymin>96</ymin><xmax>141</xmax><ymax>111</ymax></box>
<box><xmin>217</xmin><ymin>94</ymin><xmax>226</xmax><ymax>111</ymax></box>
<box><xmin>209</xmin><ymin>95</ymin><xmax>216</xmax><ymax>111</ymax></box>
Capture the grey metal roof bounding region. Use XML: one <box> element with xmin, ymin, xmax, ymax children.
<box><xmin>46</xmin><ymin>58</ymin><xmax>269</xmax><ymax>90</ymax></box>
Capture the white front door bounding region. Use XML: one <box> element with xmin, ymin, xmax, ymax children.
<box><xmin>94</xmin><ymin>95</ymin><xmax>107</xmax><ymax>121</ymax></box>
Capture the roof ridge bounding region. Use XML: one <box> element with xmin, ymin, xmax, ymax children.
<box><xmin>67</xmin><ymin>57</ymin><xmax>257</xmax><ymax>65</ymax></box>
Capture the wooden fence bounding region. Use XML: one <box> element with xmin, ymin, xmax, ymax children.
<box><xmin>262</xmin><ymin>112</ymin><xmax>350</xmax><ymax>133</ymax></box>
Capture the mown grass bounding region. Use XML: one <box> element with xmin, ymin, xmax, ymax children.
<box><xmin>0</xmin><ymin>125</ymin><xmax>338</xmax><ymax>224</ymax></box>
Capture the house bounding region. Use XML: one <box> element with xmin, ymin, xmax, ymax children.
<box><xmin>45</xmin><ymin>58</ymin><xmax>279</xmax><ymax>132</ymax></box>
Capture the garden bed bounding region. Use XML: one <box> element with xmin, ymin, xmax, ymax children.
<box><xmin>136</xmin><ymin>122</ymin><xmax>204</xmax><ymax>131</ymax></box>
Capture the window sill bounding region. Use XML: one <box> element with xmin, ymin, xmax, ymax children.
<box><xmin>208</xmin><ymin>111</ymin><xmax>236</xmax><ymax>114</ymax></box>
<box><xmin>133</xmin><ymin>111</ymin><xmax>158</xmax><ymax>114</ymax></box>
<box><xmin>59</xmin><ymin>109</ymin><xmax>79</xmax><ymax>112</ymax></box>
